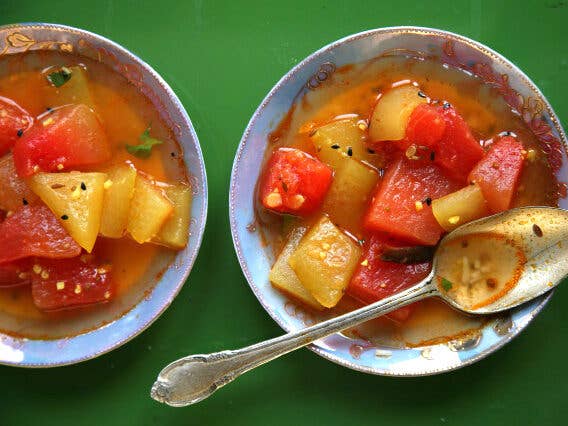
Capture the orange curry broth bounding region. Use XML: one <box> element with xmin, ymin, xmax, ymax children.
<box><xmin>259</xmin><ymin>56</ymin><xmax>558</xmax><ymax>348</ymax></box>
<box><xmin>0</xmin><ymin>51</ymin><xmax>188</xmax><ymax>324</ymax></box>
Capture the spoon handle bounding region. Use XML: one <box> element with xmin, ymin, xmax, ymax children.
<box><xmin>151</xmin><ymin>275</ymin><xmax>436</xmax><ymax>407</ymax></box>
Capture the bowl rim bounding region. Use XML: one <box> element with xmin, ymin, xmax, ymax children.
<box><xmin>230</xmin><ymin>25</ymin><xmax>566</xmax><ymax>376</ymax></box>
<box><xmin>0</xmin><ymin>22</ymin><xmax>208</xmax><ymax>367</ymax></box>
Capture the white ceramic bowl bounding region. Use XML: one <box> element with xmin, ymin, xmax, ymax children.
<box><xmin>0</xmin><ymin>23</ymin><xmax>208</xmax><ymax>367</ymax></box>
<box><xmin>230</xmin><ymin>27</ymin><xmax>567</xmax><ymax>376</ymax></box>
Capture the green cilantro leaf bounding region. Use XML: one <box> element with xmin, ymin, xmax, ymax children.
<box><xmin>47</xmin><ymin>67</ymin><xmax>72</xmax><ymax>87</ymax></box>
<box><xmin>126</xmin><ymin>126</ymin><xmax>164</xmax><ymax>158</ymax></box>
<box><xmin>441</xmin><ymin>277</ymin><xmax>453</xmax><ymax>291</ymax></box>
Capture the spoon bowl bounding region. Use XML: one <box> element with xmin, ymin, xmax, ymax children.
<box><xmin>151</xmin><ymin>207</ymin><xmax>568</xmax><ymax>407</ymax></box>
<box><xmin>435</xmin><ymin>207</ymin><xmax>568</xmax><ymax>314</ymax></box>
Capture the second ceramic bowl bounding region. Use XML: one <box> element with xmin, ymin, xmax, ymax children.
<box><xmin>230</xmin><ymin>27</ymin><xmax>567</xmax><ymax>376</ymax></box>
<box><xmin>0</xmin><ymin>23</ymin><xmax>207</xmax><ymax>367</ymax></box>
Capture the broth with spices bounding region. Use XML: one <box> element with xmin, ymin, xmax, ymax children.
<box><xmin>0</xmin><ymin>51</ymin><xmax>191</xmax><ymax>338</ymax></box>
<box><xmin>256</xmin><ymin>55</ymin><xmax>558</xmax><ymax>347</ymax></box>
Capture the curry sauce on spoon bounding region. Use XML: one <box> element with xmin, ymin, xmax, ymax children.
<box><xmin>436</xmin><ymin>233</ymin><xmax>526</xmax><ymax>310</ymax></box>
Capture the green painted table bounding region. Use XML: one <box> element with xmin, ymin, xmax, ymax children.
<box><xmin>1</xmin><ymin>1</ymin><xmax>567</xmax><ymax>425</ymax></box>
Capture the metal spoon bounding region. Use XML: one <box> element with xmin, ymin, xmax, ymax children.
<box><xmin>151</xmin><ymin>206</ymin><xmax>568</xmax><ymax>407</ymax></box>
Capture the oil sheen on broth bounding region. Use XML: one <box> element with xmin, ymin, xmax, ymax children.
<box><xmin>263</xmin><ymin>55</ymin><xmax>557</xmax><ymax>348</ymax></box>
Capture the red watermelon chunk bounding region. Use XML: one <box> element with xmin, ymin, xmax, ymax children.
<box><xmin>363</xmin><ymin>157</ymin><xmax>462</xmax><ymax>245</ymax></box>
<box><xmin>13</xmin><ymin>104</ymin><xmax>111</xmax><ymax>177</ymax></box>
<box><xmin>0</xmin><ymin>96</ymin><xmax>33</xmax><ymax>157</ymax></box>
<box><xmin>0</xmin><ymin>259</ymin><xmax>32</xmax><ymax>287</ymax></box>
<box><xmin>31</xmin><ymin>256</ymin><xmax>113</xmax><ymax>311</ymax></box>
<box><xmin>431</xmin><ymin>105</ymin><xmax>484</xmax><ymax>182</ymax></box>
<box><xmin>0</xmin><ymin>205</ymin><xmax>81</xmax><ymax>264</ymax></box>
<box><xmin>468</xmin><ymin>135</ymin><xmax>525</xmax><ymax>213</ymax></box>
<box><xmin>348</xmin><ymin>235</ymin><xmax>432</xmax><ymax>322</ymax></box>
<box><xmin>404</xmin><ymin>103</ymin><xmax>446</xmax><ymax>149</ymax></box>
<box><xmin>259</xmin><ymin>148</ymin><xmax>333</xmax><ymax>216</ymax></box>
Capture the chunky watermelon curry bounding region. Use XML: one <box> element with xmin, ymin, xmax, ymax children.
<box><xmin>0</xmin><ymin>52</ymin><xmax>191</xmax><ymax>326</ymax></box>
<box><xmin>257</xmin><ymin>57</ymin><xmax>560</xmax><ymax>346</ymax></box>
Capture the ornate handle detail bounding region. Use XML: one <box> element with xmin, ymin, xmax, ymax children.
<box><xmin>151</xmin><ymin>273</ymin><xmax>436</xmax><ymax>407</ymax></box>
